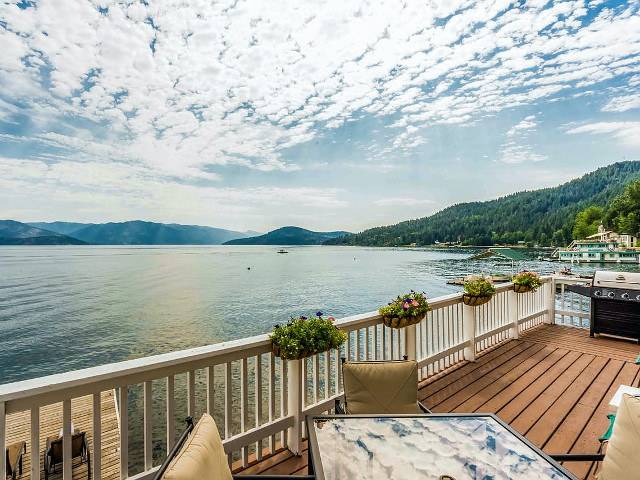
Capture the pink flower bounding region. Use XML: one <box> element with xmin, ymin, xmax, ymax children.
<box><xmin>411</xmin><ymin>300</ymin><xmax>419</xmax><ymax>307</ymax></box>
<box><xmin>403</xmin><ymin>302</ymin><xmax>410</xmax><ymax>309</ymax></box>
<box><xmin>328</xmin><ymin>317</ymin><xmax>335</xmax><ymax>322</ymax></box>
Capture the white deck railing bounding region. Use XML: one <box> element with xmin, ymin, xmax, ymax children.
<box><xmin>0</xmin><ymin>276</ymin><xmax>588</xmax><ymax>479</ymax></box>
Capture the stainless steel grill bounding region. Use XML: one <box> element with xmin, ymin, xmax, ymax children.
<box><xmin>566</xmin><ymin>271</ymin><xmax>640</xmax><ymax>343</ymax></box>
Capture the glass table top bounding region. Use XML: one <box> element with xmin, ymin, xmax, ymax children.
<box><xmin>308</xmin><ymin>416</ymin><xmax>575</xmax><ymax>480</ymax></box>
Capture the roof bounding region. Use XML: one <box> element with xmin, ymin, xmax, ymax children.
<box><xmin>467</xmin><ymin>247</ymin><xmax>529</xmax><ymax>261</ymax></box>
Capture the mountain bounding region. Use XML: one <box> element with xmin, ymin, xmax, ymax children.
<box><xmin>0</xmin><ymin>220</ymin><xmax>88</xmax><ymax>245</ymax></box>
<box><xmin>27</xmin><ymin>221</ymin><xmax>94</xmax><ymax>235</ymax></box>
<box><xmin>325</xmin><ymin>161</ymin><xmax>640</xmax><ymax>247</ymax></box>
<box><xmin>69</xmin><ymin>221</ymin><xmax>254</xmax><ymax>245</ymax></box>
<box><xmin>223</xmin><ymin>226</ymin><xmax>350</xmax><ymax>245</ymax></box>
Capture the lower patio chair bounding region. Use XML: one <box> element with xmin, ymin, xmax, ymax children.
<box><xmin>334</xmin><ymin>357</ymin><xmax>431</xmax><ymax>414</ymax></box>
<box><xmin>6</xmin><ymin>441</ymin><xmax>26</xmax><ymax>480</ymax></box>
<box><xmin>153</xmin><ymin>414</ymin><xmax>315</xmax><ymax>480</ymax></box>
<box><xmin>43</xmin><ymin>432</ymin><xmax>90</xmax><ymax>480</ymax></box>
<box><xmin>550</xmin><ymin>393</ymin><xmax>640</xmax><ymax>480</ymax></box>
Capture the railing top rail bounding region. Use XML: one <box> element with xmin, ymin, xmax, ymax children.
<box><xmin>0</xmin><ymin>276</ymin><xmax>553</xmax><ymax>407</ymax></box>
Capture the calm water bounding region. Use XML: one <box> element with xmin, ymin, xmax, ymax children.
<box><xmin>0</xmin><ymin>245</ymin><xmax>635</xmax><ymax>385</ymax></box>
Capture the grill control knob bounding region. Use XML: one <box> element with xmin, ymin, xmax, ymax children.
<box><xmin>594</xmin><ymin>290</ymin><xmax>602</xmax><ymax>297</ymax></box>
<box><xmin>608</xmin><ymin>292</ymin><xmax>616</xmax><ymax>298</ymax></box>
<box><xmin>637</xmin><ymin>294</ymin><xmax>640</xmax><ymax>301</ymax></box>
<box><xmin>622</xmin><ymin>293</ymin><xmax>630</xmax><ymax>300</ymax></box>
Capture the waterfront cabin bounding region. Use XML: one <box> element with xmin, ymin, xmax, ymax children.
<box><xmin>558</xmin><ymin>238</ymin><xmax>640</xmax><ymax>263</ymax></box>
<box><xmin>1</xmin><ymin>277</ymin><xmax>639</xmax><ymax>480</ymax></box>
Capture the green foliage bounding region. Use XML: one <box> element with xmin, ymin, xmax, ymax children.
<box><xmin>324</xmin><ymin>161</ymin><xmax>640</xmax><ymax>247</ymax></box>
<box><xmin>378</xmin><ymin>291</ymin><xmax>430</xmax><ymax>319</ymax></box>
<box><xmin>572</xmin><ymin>206</ymin><xmax>604</xmax><ymax>239</ymax></box>
<box><xmin>513</xmin><ymin>270</ymin><xmax>543</xmax><ymax>291</ymax></box>
<box><xmin>269</xmin><ymin>314</ymin><xmax>347</xmax><ymax>360</ymax></box>
<box><xmin>463</xmin><ymin>277</ymin><xmax>496</xmax><ymax>297</ymax></box>
<box><xmin>605</xmin><ymin>180</ymin><xmax>640</xmax><ymax>236</ymax></box>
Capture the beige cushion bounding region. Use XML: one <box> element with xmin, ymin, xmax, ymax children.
<box><xmin>162</xmin><ymin>413</ymin><xmax>232</xmax><ymax>480</ymax></box>
<box><xmin>599</xmin><ymin>393</ymin><xmax>640</xmax><ymax>480</ymax></box>
<box><xmin>343</xmin><ymin>360</ymin><xmax>422</xmax><ymax>414</ymax></box>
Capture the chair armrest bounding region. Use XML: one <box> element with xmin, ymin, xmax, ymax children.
<box><xmin>549</xmin><ymin>453</ymin><xmax>605</xmax><ymax>462</ymax></box>
<box><xmin>418</xmin><ymin>401</ymin><xmax>431</xmax><ymax>413</ymax></box>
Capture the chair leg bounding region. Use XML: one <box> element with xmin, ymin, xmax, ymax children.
<box><xmin>87</xmin><ymin>448</ymin><xmax>91</xmax><ymax>479</ymax></box>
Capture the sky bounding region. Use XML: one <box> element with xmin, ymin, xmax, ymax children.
<box><xmin>0</xmin><ymin>0</ymin><xmax>639</xmax><ymax>233</ymax></box>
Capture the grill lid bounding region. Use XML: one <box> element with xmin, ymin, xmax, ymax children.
<box><xmin>592</xmin><ymin>271</ymin><xmax>640</xmax><ymax>290</ymax></box>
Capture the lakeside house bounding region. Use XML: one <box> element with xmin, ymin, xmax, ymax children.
<box><xmin>557</xmin><ymin>231</ymin><xmax>640</xmax><ymax>264</ymax></box>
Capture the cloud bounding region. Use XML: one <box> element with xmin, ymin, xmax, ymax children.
<box><xmin>498</xmin><ymin>142</ymin><xmax>547</xmax><ymax>164</ymax></box>
<box><xmin>373</xmin><ymin>197</ymin><xmax>435</xmax><ymax>206</ymax></box>
<box><xmin>566</xmin><ymin>122</ymin><xmax>640</xmax><ymax>148</ymax></box>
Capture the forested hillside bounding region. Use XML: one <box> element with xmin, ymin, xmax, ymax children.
<box><xmin>326</xmin><ymin>161</ymin><xmax>640</xmax><ymax>247</ymax></box>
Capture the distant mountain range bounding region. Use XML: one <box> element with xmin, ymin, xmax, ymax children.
<box><xmin>0</xmin><ymin>220</ymin><xmax>88</xmax><ymax>245</ymax></box>
<box><xmin>0</xmin><ymin>220</ymin><xmax>260</xmax><ymax>245</ymax></box>
<box><xmin>223</xmin><ymin>226</ymin><xmax>350</xmax><ymax>245</ymax></box>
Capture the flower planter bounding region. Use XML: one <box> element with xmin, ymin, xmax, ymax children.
<box><xmin>513</xmin><ymin>284</ymin><xmax>535</xmax><ymax>293</ymax></box>
<box><xmin>272</xmin><ymin>343</ymin><xmax>327</xmax><ymax>360</ymax></box>
<box><xmin>382</xmin><ymin>313</ymin><xmax>425</xmax><ymax>329</ymax></box>
<box><xmin>462</xmin><ymin>294</ymin><xmax>492</xmax><ymax>307</ymax></box>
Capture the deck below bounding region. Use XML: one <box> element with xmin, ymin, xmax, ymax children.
<box><xmin>235</xmin><ymin>324</ymin><xmax>640</xmax><ymax>479</ymax></box>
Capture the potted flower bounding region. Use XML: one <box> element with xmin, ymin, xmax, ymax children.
<box><xmin>463</xmin><ymin>277</ymin><xmax>496</xmax><ymax>306</ymax></box>
<box><xmin>270</xmin><ymin>312</ymin><xmax>347</xmax><ymax>360</ymax></box>
<box><xmin>513</xmin><ymin>270</ymin><xmax>543</xmax><ymax>293</ymax></box>
<box><xmin>378</xmin><ymin>291</ymin><xmax>430</xmax><ymax>328</ymax></box>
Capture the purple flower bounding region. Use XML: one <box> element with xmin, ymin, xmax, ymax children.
<box><xmin>300</xmin><ymin>315</ymin><xmax>307</xmax><ymax>321</ymax></box>
<box><xmin>316</xmin><ymin>311</ymin><xmax>323</xmax><ymax>317</ymax></box>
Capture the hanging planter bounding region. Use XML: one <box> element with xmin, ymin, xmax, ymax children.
<box><xmin>462</xmin><ymin>277</ymin><xmax>496</xmax><ymax>307</ymax></box>
<box><xmin>462</xmin><ymin>294</ymin><xmax>493</xmax><ymax>306</ymax></box>
<box><xmin>381</xmin><ymin>313</ymin><xmax>425</xmax><ymax>329</ymax></box>
<box><xmin>513</xmin><ymin>284</ymin><xmax>533</xmax><ymax>294</ymax></box>
<box><xmin>270</xmin><ymin>312</ymin><xmax>347</xmax><ymax>360</ymax></box>
<box><xmin>379</xmin><ymin>291</ymin><xmax>430</xmax><ymax>329</ymax></box>
<box><xmin>513</xmin><ymin>271</ymin><xmax>543</xmax><ymax>294</ymax></box>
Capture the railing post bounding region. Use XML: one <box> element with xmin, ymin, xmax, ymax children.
<box><xmin>462</xmin><ymin>303</ymin><xmax>476</xmax><ymax>362</ymax></box>
<box><xmin>405</xmin><ymin>324</ymin><xmax>417</xmax><ymax>361</ymax></box>
<box><xmin>545</xmin><ymin>278</ymin><xmax>555</xmax><ymax>324</ymax></box>
<box><xmin>508</xmin><ymin>288</ymin><xmax>519</xmax><ymax>339</ymax></box>
<box><xmin>287</xmin><ymin>359</ymin><xmax>302</xmax><ymax>456</ymax></box>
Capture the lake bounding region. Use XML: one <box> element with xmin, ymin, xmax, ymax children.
<box><xmin>0</xmin><ymin>245</ymin><xmax>634</xmax><ymax>385</ymax></box>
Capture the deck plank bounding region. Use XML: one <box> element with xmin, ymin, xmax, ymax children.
<box><xmin>235</xmin><ymin>324</ymin><xmax>640</xmax><ymax>479</ymax></box>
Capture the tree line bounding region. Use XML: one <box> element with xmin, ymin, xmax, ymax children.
<box><xmin>326</xmin><ymin>161</ymin><xmax>640</xmax><ymax>248</ymax></box>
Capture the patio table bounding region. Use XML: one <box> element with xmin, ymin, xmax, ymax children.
<box><xmin>306</xmin><ymin>414</ymin><xmax>578</xmax><ymax>480</ymax></box>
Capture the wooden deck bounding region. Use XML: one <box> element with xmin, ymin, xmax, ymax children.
<box><xmin>6</xmin><ymin>390</ymin><xmax>120</xmax><ymax>480</ymax></box>
<box><xmin>234</xmin><ymin>324</ymin><xmax>640</xmax><ymax>479</ymax></box>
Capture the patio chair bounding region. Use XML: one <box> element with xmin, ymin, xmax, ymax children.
<box><xmin>334</xmin><ymin>357</ymin><xmax>431</xmax><ymax>414</ymax></box>
<box><xmin>43</xmin><ymin>432</ymin><xmax>90</xmax><ymax>480</ymax></box>
<box><xmin>153</xmin><ymin>414</ymin><xmax>315</xmax><ymax>480</ymax></box>
<box><xmin>550</xmin><ymin>393</ymin><xmax>640</xmax><ymax>480</ymax></box>
<box><xmin>6</xmin><ymin>441</ymin><xmax>26</xmax><ymax>480</ymax></box>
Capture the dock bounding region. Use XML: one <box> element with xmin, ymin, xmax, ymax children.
<box><xmin>234</xmin><ymin>324</ymin><xmax>640</xmax><ymax>479</ymax></box>
<box><xmin>5</xmin><ymin>390</ymin><xmax>119</xmax><ymax>479</ymax></box>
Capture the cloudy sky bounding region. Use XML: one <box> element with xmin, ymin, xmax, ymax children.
<box><xmin>1</xmin><ymin>0</ymin><xmax>639</xmax><ymax>233</ymax></box>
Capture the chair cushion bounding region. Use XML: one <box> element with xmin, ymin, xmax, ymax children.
<box><xmin>343</xmin><ymin>360</ymin><xmax>422</xmax><ymax>414</ymax></box>
<box><xmin>599</xmin><ymin>393</ymin><xmax>640</xmax><ymax>480</ymax></box>
<box><xmin>162</xmin><ymin>413</ymin><xmax>232</xmax><ymax>480</ymax></box>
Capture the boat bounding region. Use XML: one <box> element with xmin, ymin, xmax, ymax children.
<box><xmin>446</xmin><ymin>273</ymin><xmax>512</xmax><ymax>286</ymax></box>
<box><xmin>556</xmin><ymin>230</ymin><xmax>640</xmax><ymax>264</ymax></box>
<box><xmin>277</xmin><ymin>249</ymin><xmax>288</xmax><ymax>254</ymax></box>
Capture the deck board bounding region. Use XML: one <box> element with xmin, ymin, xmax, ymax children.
<box><xmin>5</xmin><ymin>390</ymin><xmax>119</xmax><ymax>480</ymax></box>
<box><xmin>235</xmin><ymin>324</ymin><xmax>640</xmax><ymax>479</ymax></box>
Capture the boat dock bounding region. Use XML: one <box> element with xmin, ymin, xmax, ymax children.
<box><xmin>5</xmin><ymin>390</ymin><xmax>119</xmax><ymax>480</ymax></box>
